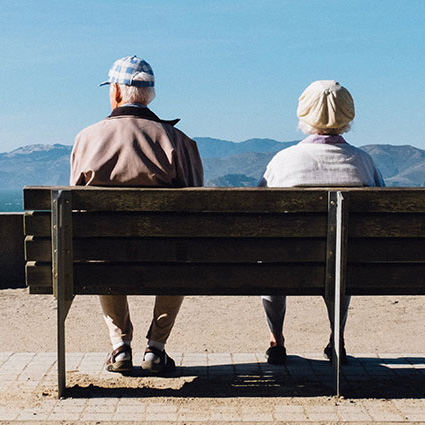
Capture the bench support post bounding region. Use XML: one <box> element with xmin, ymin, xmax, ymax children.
<box><xmin>51</xmin><ymin>190</ymin><xmax>74</xmax><ymax>398</ymax></box>
<box><xmin>326</xmin><ymin>191</ymin><xmax>348</xmax><ymax>397</ymax></box>
<box><xmin>334</xmin><ymin>191</ymin><xmax>348</xmax><ymax>397</ymax></box>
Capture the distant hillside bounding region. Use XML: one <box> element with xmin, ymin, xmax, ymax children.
<box><xmin>1</xmin><ymin>139</ymin><xmax>425</xmax><ymax>189</ymax></box>
<box><xmin>361</xmin><ymin>144</ymin><xmax>425</xmax><ymax>187</ymax></box>
<box><xmin>194</xmin><ymin>137</ymin><xmax>297</xmax><ymax>158</ymax></box>
<box><xmin>0</xmin><ymin>144</ymin><xmax>71</xmax><ymax>188</ymax></box>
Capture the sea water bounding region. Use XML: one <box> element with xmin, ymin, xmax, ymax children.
<box><xmin>0</xmin><ymin>189</ymin><xmax>24</xmax><ymax>212</ymax></box>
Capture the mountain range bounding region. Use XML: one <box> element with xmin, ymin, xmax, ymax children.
<box><xmin>1</xmin><ymin>138</ymin><xmax>425</xmax><ymax>188</ymax></box>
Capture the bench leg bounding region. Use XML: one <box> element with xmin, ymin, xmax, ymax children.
<box><xmin>51</xmin><ymin>190</ymin><xmax>74</xmax><ymax>398</ymax></box>
<box><xmin>333</xmin><ymin>281</ymin><xmax>341</xmax><ymax>397</ymax></box>
<box><xmin>326</xmin><ymin>191</ymin><xmax>348</xmax><ymax>398</ymax></box>
<box><xmin>58</xmin><ymin>298</ymin><xmax>73</xmax><ymax>398</ymax></box>
<box><xmin>333</xmin><ymin>191</ymin><xmax>347</xmax><ymax>398</ymax></box>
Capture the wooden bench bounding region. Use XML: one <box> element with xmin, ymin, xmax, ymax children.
<box><xmin>23</xmin><ymin>186</ymin><xmax>425</xmax><ymax>398</ymax></box>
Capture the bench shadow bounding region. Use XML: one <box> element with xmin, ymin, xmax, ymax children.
<box><xmin>64</xmin><ymin>355</ymin><xmax>425</xmax><ymax>399</ymax></box>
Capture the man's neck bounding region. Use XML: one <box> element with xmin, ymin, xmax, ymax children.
<box><xmin>119</xmin><ymin>103</ymin><xmax>148</xmax><ymax>108</ymax></box>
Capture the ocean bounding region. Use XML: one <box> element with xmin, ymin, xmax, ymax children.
<box><xmin>0</xmin><ymin>189</ymin><xmax>24</xmax><ymax>212</ymax></box>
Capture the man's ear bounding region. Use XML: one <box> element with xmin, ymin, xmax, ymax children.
<box><xmin>114</xmin><ymin>84</ymin><xmax>122</xmax><ymax>104</ymax></box>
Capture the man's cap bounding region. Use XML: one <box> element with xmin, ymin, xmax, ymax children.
<box><xmin>100</xmin><ymin>55</ymin><xmax>155</xmax><ymax>87</ymax></box>
<box><xmin>297</xmin><ymin>80</ymin><xmax>355</xmax><ymax>130</ymax></box>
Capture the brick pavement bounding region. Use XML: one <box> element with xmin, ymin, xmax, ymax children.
<box><xmin>0</xmin><ymin>351</ymin><xmax>424</xmax><ymax>423</ymax></box>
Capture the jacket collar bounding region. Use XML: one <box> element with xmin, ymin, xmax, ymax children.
<box><xmin>108</xmin><ymin>106</ymin><xmax>180</xmax><ymax>127</ymax></box>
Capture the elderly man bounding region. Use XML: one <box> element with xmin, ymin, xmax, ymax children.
<box><xmin>70</xmin><ymin>55</ymin><xmax>203</xmax><ymax>374</ymax></box>
<box><xmin>260</xmin><ymin>80</ymin><xmax>384</xmax><ymax>365</ymax></box>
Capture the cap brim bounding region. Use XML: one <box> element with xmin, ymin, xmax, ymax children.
<box><xmin>99</xmin><ymin>81</ymin><xmax>110</xmax><ymax>87</ymax></box>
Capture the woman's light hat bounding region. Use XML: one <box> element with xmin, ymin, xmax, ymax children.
<box><xmin>297</xmin><ymin>80</ymin><xmax>355</xmax><ymax>130</ymax></box>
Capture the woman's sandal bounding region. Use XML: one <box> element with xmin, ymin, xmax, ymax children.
<box><xmin>265</xmin><ymin>345</ymin><xmax>287</xmax><ymax>364</ymax></box>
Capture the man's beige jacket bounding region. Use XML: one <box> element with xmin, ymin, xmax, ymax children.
<box><xmin>70</xmin><ymin>106</ymin><xmax>203</xmax><ymax>187</ymax></box>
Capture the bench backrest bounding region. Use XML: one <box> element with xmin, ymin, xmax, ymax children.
<box><xmin>345</xmin><ymin>189</ymin><xmax>425</xmax><ymax>295</ymax></box>
<box><xmin>23</xmin><ymin>187</ymin><xmax>425</xmax><ymax>297</ymax></box>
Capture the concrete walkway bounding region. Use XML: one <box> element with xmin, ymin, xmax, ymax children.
<box><xmin>0</xmin><ymin>351</ymin><xmax>424</xmax><ymax>424</ymax></box>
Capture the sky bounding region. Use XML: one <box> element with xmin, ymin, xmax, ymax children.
<box><xmin>1</xmin><ymin>0</ymin><xmax>425</xmax><ymax>152</ymax></box>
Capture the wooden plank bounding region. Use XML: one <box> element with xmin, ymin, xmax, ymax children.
<box><xmin>348</xmin><ymin>238</ymin><xmax>425</xmax><ymax>262</ymax></box>
<box><xmin>25</xmin><ymin>236</ymin><xmax>327</xmax><ymax>263</ymax></box>
<box><xmin>25</xmin><ymin>261</ymin><xmax>52</xmax><ymax>294</ymax></box>
<box><xmin>24</xmin><ymin>186</ymin><xmax>425</xmax><ymax>212</ymax></box>
<box><xmin>24</xmin><ymin>212</ymin><xmax>328</xmax><ymax>238</ymax></box>
<box><xmin>349</xmin><ymin>214</ymin><xmax>425</xmax><ymax>237</ymax></box>
<box><xmin>348</xmin><ymin>189</ymin><xmax>425</xmax><ymax>212</ymax></box>
<box><xmin>26</xmin><ymin>263</ymin><xmax>327</xmax><ymax>295</ymax></box>
<box><xmin>23</xmin><ymin>186</ymin><xmax>329</xmax><ymax>212</ymax></box>
<box><xmin>347</xmin><ymin>264</ymin><xmax>425</xmax><ymax>295</ymax></box>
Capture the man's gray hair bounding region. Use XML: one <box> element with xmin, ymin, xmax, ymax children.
<box><xmin>118</xmin><ymin>73</ymin><xmax>156</xmax><ymax>105</ymax></box>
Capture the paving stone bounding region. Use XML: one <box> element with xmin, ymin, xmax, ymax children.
<box><xmin>86</xmin><ymin>396</ymin><xmax>119</xmax><ymax>406</ymax></box>
<box><xmin>146</xmin><ymin>412</ymin><xmax>179</xmax><ymax>421</ymax></box>
<box><xmin>48</xmin><ymin>412</ymin><xmax>82</xmax><ymax>421</ymax></box>
<box><xmin>0</xmin><ymin>352</ymin><xmax>13</xmax><ymax>362</ymax></box>
<box><xmin>232</xmin><ymin>353</ymin><xmax>258</xmax><ymax>363</ymax></box>
<box><xmin>16</xmin><ymin>410</ymin><xmax>50</xmax><ymax>421</ymax></box>
<box><xmin>112</xmin><ymin>412</ymin><xmax>148</xmax><ymax>421</ymax></box>
<box><xmin>52</xmin><ymin>403</ymin><xmax>86</xmax><ymax>412</ymax></box>
<box><xmin>179</xmin><ymin>411</ymin><xmax>211</xmax><ymax>421</ymax></box>
<box><xmin>3</xmin><ymin>351</ymin><xmax>425</xmax><ymax>424</ymax></box>
<box><xmin>85</xmin><ymin>404</ymin><xmax>117</xmax><ymax>413</ymax></box>
<box><xmin>146</xmin><ymin>403</ymin><xmax>178</xmax><ymax>413</ymax></box>
<box><xmin>115</xmin><ymin>405</ymin><xmax>146</xmax><ymax>415</ymax></box>
<box><xmin>308</xmin><ymin>412</ymin><xmax>341</xmax><ymax>421</ymax></box>
<box><xmin>80</xmin><ymin>412</ymin><xmax>115</xmax><ymax>421</ymax></box>
<box><xmin>210</xmin><ymin>412</ymin><xmax>242</xmax><ymax>421</ymax></box>
<box><xmin>242</xmin><ymin>412</ymin><xmax>274</xmax><ymax>421</ymax></box>
<box><xmin>0</xmin><ymin>408</ymin><xmax>20</xmax><ymax>421</ymax></box>
<box><xmin>404</xmin><ymin>413</ymin><xmax>425</xmax><ymax>421</ymax></box>
<box><xmin>117</xmin><ymin>398</ymin><xmax>148</xmax><ymax>407</ymax></box>
<box><xmin>274</xmin><ymin>411</ymin><xmax>309</xmax><ymax>421</ymax></box>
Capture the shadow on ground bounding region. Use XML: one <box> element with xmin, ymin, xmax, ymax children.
<box><xmin>58</xmin><ymin>355</ymin><xmax>425</xmax><ymax>399</ymax></box>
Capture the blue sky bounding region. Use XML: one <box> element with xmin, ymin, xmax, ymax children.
<box><xmin>1</xmin><ymin>0</ymin><xmax>424</xmax><ymax>152</ymax></box>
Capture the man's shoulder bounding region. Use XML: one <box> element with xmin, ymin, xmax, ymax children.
<box><xmin>75</xmin><ymin>117</ymin><xmax>112</xmax><ymax>140</ymax></box>
<box><xmin>75</xmin><ymin>115</ymin><xmax>197</xmax><ymax>148</ymax></box>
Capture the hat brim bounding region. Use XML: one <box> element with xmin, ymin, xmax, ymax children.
<box><xmin>99</xmin><ymin>80</ymin><xmax>154</xmax><ymax>88</ymax></box>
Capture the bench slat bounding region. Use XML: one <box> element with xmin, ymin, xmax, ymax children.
<box><xmin>23</xmin><ymin>187</ymin><xmax>329</xmax><ymax>212</ymax></box>
<box><xmin>27</xmin><ymin>262</ymin><xmax>425</xmax><ymax>295</ymax></box>
<box><xmin>25</xmin><ymin>261</ymin><xmax>52</xmax><ymax>294</ymax></box>
<box><xmin>348</xmin><ymin>189</ymin><xmax>425</xmax><ymax>212</ymax></box>
<box><xmin>26</xmin><ymin>263</ymin><xmax>327</xmax><ymax>295</ymax></box>
<box><xmin>25</xmin><ymin>236</ymin><xmax>327</xmax><ymax>263</ymax></box>
<box><xmin>349</xmin><ymin>213</ymin><xmax>425</xmax><ymax>237</ymax></box>
<box><xmin>24</xmin><ymin>186</ymin><xmax>425</xmax><ymax>212</ymax></box>
<box><xmin>24</xmin><ymin>212</ymin><xmax>328</xmax><ymax>238</ymax></box>
<box><xmin>25</xmin><ymin>212</ymin><xmax>425</xmax><ymax>239</ymax></box>
<box><xmin>348</xmin><ymin>238</ymin><xmax>425</xmax><ymax>262</ymax></box>
<box><xmin>347</xmin><ymin>264</ymin><xmax>425</xmax><ymax>295</ymax></box>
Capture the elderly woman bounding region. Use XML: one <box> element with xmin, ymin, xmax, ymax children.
<box><xmin>260</xmin><ymin>80</ymin><xmax>384</xmax><ymax>365</ymax></box>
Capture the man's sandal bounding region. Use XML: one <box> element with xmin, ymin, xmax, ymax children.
<box><xmin>106</xmin><ymin>345</ymin><xmax>133</xmax><ymax>372</ymax></box>
<box><xmin>141</xmin><ymin>346</ymin><xmax>176</xmax><ymax>374</ymax></box>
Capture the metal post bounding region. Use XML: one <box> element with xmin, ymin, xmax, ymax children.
<box><xmin>325</xmin><ymin>191</ymin><xmax>348</xmax><ymax>397</ymax></box>
<box><xmin>51</xmin><ymin>190</ymin><xmax>74</xmax><ymax>398</ymax></box>
<box><xmin>333</xmin><ymin>191</ymin><xmax>348</xmax><ymax>398</ymax></box>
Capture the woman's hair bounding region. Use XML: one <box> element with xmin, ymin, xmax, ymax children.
<box><xmin>298</xmin><ymin>120</ymin><xmax>351</xmax><ymax>135</ymax></box>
